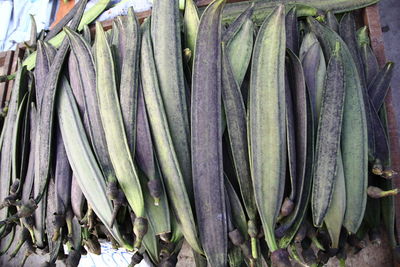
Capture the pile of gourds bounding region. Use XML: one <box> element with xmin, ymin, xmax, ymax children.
<box><xmin>0</xmin><ymin>0</ymin><xmax>396</xmax><ymax>266</ymax></box>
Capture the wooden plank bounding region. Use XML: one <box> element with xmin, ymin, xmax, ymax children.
<box><xmin>363</xmin><ymin>3</ymin><xmax>400</xmax><ymax>253</ymax></box>
<box><xmin>0</xmin><ymin>52</ymin><xmax>8</xmax><ymax>106</ymax></box>
<box><xmin>363</xmin><ymin>5</ymin><xmax>387</xmax><ymax>66</ymax></box>
<box><xmin>89</xmin><ymin>9</ymin><xmax>152</xmax><ymax>39</ymax></box>
<box><xmin>0</xmin><ymin>50</ymin><xmax>14</xmax><ymax>108</ymax></box>
<box><xmin>0</xmin><ymin>51</ymin><xmax>6</xmax><ymax>67</ymax></box>
<box><xmin>6</xmin><ymin>44</ymin><xmax>25</xmax><ymax>106</ymax></box>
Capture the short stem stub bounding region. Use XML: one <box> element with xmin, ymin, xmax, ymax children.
<box><xmin>133</xmin><ymin>217</ymin><xmax>148</xmax><ymax>251</ymax></box>
<box><xmin>247</xmin><ymin>219</ymin><xmax>258</xmax><ymax>259</ymax></box>
<box><xmin>367</xmin><ymin>186</ymin><xmax>399</xmax><ymax>198</ymax></box>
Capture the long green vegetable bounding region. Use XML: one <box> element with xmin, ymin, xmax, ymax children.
<box><xmin>136</xmin><ymin>84</ymin><xmax>171</xmax><ymax>235</ymax></box>
<box><xmin>119</xmin><ymin>8</ymin><xmax>140</xmax><ymax>157</ymax></box>
<box><xmin>151</xmin><ymin>0</ymin><xmax>192</xmax><ymax>196</ymax></box>
<box><xmin>221</xmin><ymin>42</ymin><xmax>258</xmax><ymax>258</ymax></box>
<box><xmin>311</xmin><ymin>42</ymin><xmax>345</xmax><ymax>227</ymax></box>
<box><xmin>324</xmin><ymin>152</ymin><xmax>346</xmax><ymax>248</ymax></box>
<box><xmin>94</xmin><ymin>21</ymin><xmax>146</xmax><ymax>249</ymax></box>
<box><xmin>308</xmin><ymin>17</ymin><xmax>368</xmax><ymax>234</ymax></box>
<box><xmin>140</xmin><ymin>19</ymin><xmax>202</xmax><ymax>254</ymax></box>
<box><xmin>249</xmin><ymin>5</ymin><xmax>287</xmax><ymax>262</ymax></box>
<box><xmin>56</xmin><ymin>75</ymin><xmax>128</xmax><ymax>249</ymax></box>
<box><xmin>222</xmin><ymin>4</ymin><xmax>254</xmax><ymax>87</ymax></box>
<box><xmin>0</xmin><ymin>64</ymin><xmax>28</xmax><ymax>235</ymax></box>
<box><xmin>340</xmin><ymin>13</ymin><xmax>375</xmax><ymax>161</ymax></box>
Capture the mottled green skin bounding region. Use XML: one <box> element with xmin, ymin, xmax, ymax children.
<box><xmin>0</xmin><ymin>65</ymin><xmax>27</xmax><ymax>236</ymax></box>
<box><xmin>340</xmin><ymin>13</ymin><xmax>375</xmax><ymax>161</ymax></box>
<box><xmin>136</xmin><ymin>85</ymin><xmax>171</xmax><ymax>236</ymax></box>
<box><xmin>222</xmin><ymin>4</ymin><xmax>254</xmax><ymax>87</ymax></box>
<box><xmin>151</xmin><ymin>0</ymin><xmax>192</xmax><ymax>196</ymax></box>
<box><xmin>311</xmin><ymin>43</ymin><xmax>345</xmax><ymax>227</ymax></box>
<box><xmin>119</xmin><ymin>8</ymin><xmax>140</xmax><ymax>157</ymax></box>
<box><xmin>141</xmin><ymin>20</ymin><xmax>201</xmax><ymax>254</ymax></box>
<box><xmin>308</xmin><ymin>18</ymin><xmax>368</xmax><ymax>233</ymax></box>
<box><xmin>94</xmin><ymin>22</ymin><xmax>144</xmax><ymax>217</ymax></box>
<box><xmin>222</xmin><ymin>45</ymin><xmax>257</xmax><ymax>221</ymax></box>
<box><xmin>57</xmin><ymin>76</ymin><xmax>126</xmax><ymax>248</ymax></box>
<box><xmin>65</xmin><ymin>28</ymin><xmax>117</xmax><ymax>184</ymax></box>
<box><xmin>324</xmin><ymin>152</ymin><xmax>346</xmax><ymax>248</ymax></box>
<box><xmin>249</xmin><ymin>5</ymin><xmax>286</xmax><ymax>252</ymax></box>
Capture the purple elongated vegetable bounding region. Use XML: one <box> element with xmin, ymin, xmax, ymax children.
<box><xmin>33</xmin><ymin>42</ymin><xmax>55</xmax><ymax>249</ymax></box>
<box><xmin>135</xmin><ymin>82</ymin><xmax>171</xmax><ymax>236</ymax></box>
<box><xmin>34</xmin><ymin>41</ymin><xmax>51</xmax><ymax>110</ymax></box>
<box><xmin>52</xmin><ymin>122</ymin><xmax>73</xmax><ymax>241</ymax></box>
<box><xmin>368</xmin><ymin>62</ymin><xmax>394</xmax><ymax>111</ymax></box>
<box><xmin>71</xmin><ymin>174</ymin><xmax>85</xmax><ymax>221</ymax></box>
<box><xmin>65</xmin><ymin>27</ymin><xmax>124</xmax><ymax>227</ymax></box>
<box><xmin>35</xmin><ymin>0</ymin><xmax>86</xmax><ymax>207</ymax></box>
<box><xmin>21</xmin><ymin>104</ymin><xmax>37</xmax><ymax>202</ymax></box>
<box><xmin>68</xmin><ymin>47</ymin><xmax>92</xmax><ymax>139</ymax></box>
<box><xmin>191</xmin><ymin>0</ymin><xmax>227</xmax><ymax>265</ymax></box>
<box><xmin>284</xmin><ymin>64</ymin><xmax>297</xmax><ymax>210</ymax></box>
<box><xmin>281</xmin><ymin>49</ymin><xmax>308</xmax><ymax>220</ymax></box>
<box><xmin>136</xmin><ymin>83</ymin><xmax>165</xmax><ymax>207</ymax></box>
<box><xmin>356</xmin><ymin>26</ymin><xmax>379</xmax><ymax>86</ymax></box>
<box><xmin>0</xmin><ymin>64</ymin><xmax>28</xmax><ymax>236</ymax></box>
<box><xmin>285</xmin><ymin>7</ymin><xmax>299</xmax><ymax>55</ymax></box>
<box><xmin>326</xmin><ymin>11</ymin><xmax>339</xmax><ymax>33</ymax></box>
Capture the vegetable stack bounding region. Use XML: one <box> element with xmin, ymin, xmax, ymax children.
<box><xmin>0</xmin><ymin>0</ymin><xmax>397</xmax><ymax>266</ymax></box>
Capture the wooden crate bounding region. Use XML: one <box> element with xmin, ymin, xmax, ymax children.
<box><xmin>0</xmin><ymin>50</ymin><xmax>14</xmax><ymax>108</ymax></box>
